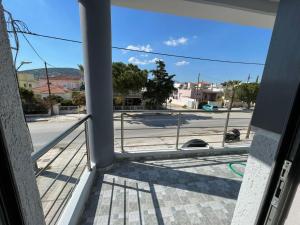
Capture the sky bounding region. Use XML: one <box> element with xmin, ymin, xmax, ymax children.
<box><xmin>3</xmin><ymin>0</ymin><xmax>273</xmax><ymax>83</ymax></box>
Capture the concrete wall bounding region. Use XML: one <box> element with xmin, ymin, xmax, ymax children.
<box><xmin>284</xmin><ymin>184</ymin><xmax>300</xmax><ymax>225</ymax></box>
<box><xmin>231</xmin><ymin>128</ymin><xmax>280</xmax><ymax>225</ymax></box>
<box><xmin>0</xmin><ymin>3</ymin><xmax>45</xmax><ymax>225</ymax></box>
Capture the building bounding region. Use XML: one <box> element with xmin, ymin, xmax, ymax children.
<box><xmin>32</xmin><ymin>85</ymin><xmax>72</xmax><ymax>100</ymax></box>
<box><xmin>17</xmin><ymin>73</ymin><xmax>37</xmax><ymax>90</ymax></box>
<box><xmin>37</xmin><ymin>76</ymin><xmax>82</xmax><ymax>90</ymax></box>
<box><xmin>173</xmin><ymin>81</ymin><xmax>224</xmax><ymax>108</ymax></box>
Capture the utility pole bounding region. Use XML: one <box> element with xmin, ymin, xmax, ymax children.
<box><xmin>256</xmin><ymin>75</ymin><xmax>260</xmax><ymax>83</ymax></box>
<box><xmin>196</xmin><ymin>73</ymin><xmax>200</xmax><ymax>109</ymax></box>
<box><xmin>44</xmin><ymin>62</ymin><xmax>53</xmax><ymax>115</ymax></box>
<box><xmin>222</xmin><ymin>84</ymin><xmax>236</xmax><ymax>147</ymax></box>
<box><xmin>247</xmin><ymin>74</ymin><xmax>251</xmax><ymax>83</ymax></box>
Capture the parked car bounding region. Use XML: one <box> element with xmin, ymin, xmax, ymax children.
<box><xmin>202</xmin><ymin>104</ymin><xmax>218</xmax><ymax>111</ymax></box>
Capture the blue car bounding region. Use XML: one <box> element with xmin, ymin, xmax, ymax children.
<box><xmin>202</xmin><ymin>104</ymin><xmax>218</xmax><ymax>111</ymax></box>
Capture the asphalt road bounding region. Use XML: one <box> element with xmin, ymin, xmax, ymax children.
<box><xmin>28</xmin><ymin>111</ymin><xmax>252</xmax><ymax>151</ymax></box>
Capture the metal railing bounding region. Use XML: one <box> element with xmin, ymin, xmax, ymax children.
<box><xmin>31</xmin><ymin>115</ymin><xmax>91</xmax><ymax>225</ymax></box>
<box><xmin>114</xmin><ymin>109</ymin><xmax>254</xmax><ymax>152</ymax></box>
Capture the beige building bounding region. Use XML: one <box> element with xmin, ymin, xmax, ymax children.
<box><xmin>18</xmin><ymin>73</ymin><xmax>37</xmax><ymax>90</ymax></box>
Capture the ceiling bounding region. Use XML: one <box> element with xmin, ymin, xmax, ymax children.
<box><xmin>111</xmin><ymin>0</ymin><xmax>280</xmax><ymax>28</ymax></box>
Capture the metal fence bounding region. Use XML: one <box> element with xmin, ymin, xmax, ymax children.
<box><xmin>59</xmin><ymin>105</ymin><xmax>81</xmax><ymax>114</ymax></box>
<box><xmin>31</xmin><ymin>115</ymin><xmax>91</xmax><ymax>225</ymax></box>
<box><xmin>114</xmin><ymin>109</ymin><xmax>254</xmax><ymax>152</ymax></box>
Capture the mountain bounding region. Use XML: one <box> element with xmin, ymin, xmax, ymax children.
<box><xmin>19</xmin><ymin>68</ymin><xmax>82</xmax><ymax>79</ymax></box>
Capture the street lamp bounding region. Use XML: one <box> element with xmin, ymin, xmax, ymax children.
<box><xmin>16</xmin><ymin>61</ymin><xmax>32</xmax><ymax>71</ymax></box>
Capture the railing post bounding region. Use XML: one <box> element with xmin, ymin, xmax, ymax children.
<box><xmin>222</xmin><ymin>88</ymin><xmax>235</xmax><ymax>147</ymax></box>
<box><xmin>245</xmin><ymin>116</ymin><xmax>252</xmax><ymax>139</ymax></box>
<box><xmin>85</xmin><ymin>121</ymin><xmax>92</xmax><ymax>171</ymax></box>
<box><xmin>121</xmin><ymin>112</ymin><xmax>124</xmax><ymax>153</ymax></box>
<box><xmin>176</xmin><ymin>112</ymin><xmax>181</xmax><ymax>150</ymax></box>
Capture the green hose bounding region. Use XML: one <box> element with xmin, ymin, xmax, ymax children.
<box><xmin>228</xmin><ymin>162</ymin><xmax>246</xmax><ymax>177</ymax></box>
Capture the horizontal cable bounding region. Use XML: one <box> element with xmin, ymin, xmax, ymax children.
<box><xmin>9</xmin><ymin>30</ymin><xmax>265</xmax><ymax>66</ymax></box>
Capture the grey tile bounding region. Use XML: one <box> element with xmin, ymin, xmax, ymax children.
<box><xmin>79</xmin><ymin>154</ymin><xmax>247</xmax><ymax>225</ymax></box>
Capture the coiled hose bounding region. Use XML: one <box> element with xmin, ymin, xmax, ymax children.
<box><xmin>228</xmin><ymin>162</ymin><xmax>246</xmax><ymax>177</ymax></box>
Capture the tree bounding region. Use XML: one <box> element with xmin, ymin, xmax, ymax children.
<box><xmin>78</xmin><ymin>64</ymin><xmax>85</xmax><ymax>91</ymax></box>
<box><xmin>143</xmin><ymin>60</ymin><xmax>176</xmax><ymax>109</ymax></box>
<box><xmin>112</xmin><ymin>62</ymin><xmax>148</xmax><ymax>105</ymax></box>
<box><xmin>19</xmin><ymin>87</ymin><xmax>48</xmax><ymax>114</ymax></box>
<box><xmin>72</xmin><ymin>92</ymin><xmax>86</xmax><ymax>106</ymax></box>
<box><xmin>221</xmin><ymin>80</ymin><xmax>241</xmax><ymax>101</ymax></box>
<box><xmin>236</xmin><ymin>82</ymin><xmax>259</xmax><ymax>109</ymax></box>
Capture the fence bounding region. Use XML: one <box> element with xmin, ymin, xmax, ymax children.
<box><xmin>113</xmin><ymin>109</ymin><xmax>254</xmax><ymax>152</ymax></box>
<box><xmin>58</xmin><ymin>105</ymin><xmax>81</xmax><ymax>114</ymax></box>
<box><xmin>31</xmin><ymin>115</ymin><xmax>91</xmax><ymax>225</ymax></box>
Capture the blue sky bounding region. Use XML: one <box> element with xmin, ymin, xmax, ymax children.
<box><xmin>3</xmin><ymin>0</ymin><xmax>272</xmax><ymax>83</ymax></box>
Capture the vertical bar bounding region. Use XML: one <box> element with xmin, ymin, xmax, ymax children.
<box><xmin>222</xmin><ymin>87</ymin><xmax>235</xmax><ymax>147</ymax></box>
<box><xmin>85</xmin><ymin>121</ymin><xmax>91</xmax><ymax>171</ymax></box>
<box><xmin>121</xmin><ymin>113</ymin><xmax>124</xmax><ymax>153</ymax></box>
<box><xmin>246</xmin><ymin>117</ymin><xmax>252</xmax><ymax>139</ymax></box>
<box><xmin>176</xmin><ymin>112</ymin><xmax>181</xmax><ymax>150</ymax></box>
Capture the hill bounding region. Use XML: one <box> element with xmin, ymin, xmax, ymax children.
<box><xmin>19</xmin><ymin>68</ymin><xmax>82</xmax><ymax>79</ymax></box>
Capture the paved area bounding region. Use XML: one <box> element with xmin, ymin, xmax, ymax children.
<box><xmin>80</xmin><ymin>154</ymin><xmax>248</xmax><ymax>225</ymax></box>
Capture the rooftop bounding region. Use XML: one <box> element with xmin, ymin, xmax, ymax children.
<box><xmin>80</xmin><ymin>154</ymin><xmax>247</xmax><ymax>225</ymax></box>
<box><xmin>32</xmin><ymin>85</ymin><xmax>71</xmax><ymax>94</ymax></box>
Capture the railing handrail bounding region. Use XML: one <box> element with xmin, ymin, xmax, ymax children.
<box><xmin>31</xmin><ymin>114</ymin><xmax>91</xmax><ymax>162</ymax></box>
<box><xmin>114</xmin><ymin>109</ymin><xmax>253</xmax><ymax>113</ymax></box>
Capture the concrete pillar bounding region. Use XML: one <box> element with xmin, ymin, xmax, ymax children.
<box><xmin>232</xmin><ymin>0</ymin><xmax>300</xmax><ymax>224</ymax></box>
<box><xmin>0</xmin><ymin>3</ymin><xmax>45</xmax><ymax>224</ymax></box>
<box><xmin>78</xmin><ymin>0</ymin><xmax>114</xmax><ymax>168</ymax></box>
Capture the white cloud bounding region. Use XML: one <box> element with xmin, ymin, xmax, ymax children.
<box><xmin>124</xmin><ymin>44</ymin><xmax>153</xmax><ymax>53</ymax></box>
<box><xmin>164</xmin><ymin>37</ymin><xmax>188</xmax><ymax>46</ymax></box>
<box><xmin>128</xmin><ymin>57</ymin><xmax>162</xmax><ymax>65</ymax></box>
<box><xmin>175</xmin><ymin>60</ymin><xmax>190</xmax><ymax>66</ymax></box>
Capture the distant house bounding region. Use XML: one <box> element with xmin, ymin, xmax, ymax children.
<box><xmin>18</xmin><ymin>73</ymin><xmax>37</xmax><ymax>90</ymax></box>
<box><xmin>37</xmin><ymin>76</ymin><xmax>82</xmax><ymax>90</ymax></box>
<box><xmin>32</xmin><ymin>85</ymin><xmax>72</xmax><ymax>100</ymax></box>
<box><xmin>172</xmin><ymin>81</ymin><xmax>224</xmax><ymax>108</ymax></box>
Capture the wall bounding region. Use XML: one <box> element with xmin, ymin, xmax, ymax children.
<box><xmin>0</xmin><ymin>4</ymin><xmax>45</xmax><ymax>225</ymax></box>
<box><xmin>232</xmin><ymin>0</ymin><xmax>300</xmax><ymax>224</ymax></box>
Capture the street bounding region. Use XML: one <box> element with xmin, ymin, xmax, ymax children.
<box><xmin>28</xmin><ymin>111</ymin><xmax>253</xmax><ymax>152</ymax></box>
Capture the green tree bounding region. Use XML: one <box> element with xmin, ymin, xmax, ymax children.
<box><xmin>236</xmin><ymin>82</ymin><xmax>259</xmax><ymax>109</ymax></box>
<box><xmin>19</xmin><ymin>88</ymin><xmax>48</xmax><ymax>114</ymax></box>
<box><xmin>112</xmin><ymin>62</ymin><xmax>148</xmax><ymax>105</ymax></box>
<box><xmin>221</xmin><ymin>80</ymin><xmax>241</xmax><ymax>101</ymax></box>
<box><xmin>72</xmin><ymin>91</ymin><xmax>86</xmax><ymax>106</ymax></box>
<box><xmin>78</xmin><ymin>64</ymin><xmax>85</xmax><ymax>91</ymax></box>
<box><xmin>143</xmin><ymin>60</ymin><xmax>176</xmax><ymax>109</ymax></box>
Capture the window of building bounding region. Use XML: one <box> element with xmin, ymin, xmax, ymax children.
<box><xmin>23</xmin><ymin>84</ymin><xmax>26</xmax><ymax>87</ymax></box>
<box><xmin>29</xmin><ymin>84</ymin><xmax>32</xmax><ymax>88</ymax></box>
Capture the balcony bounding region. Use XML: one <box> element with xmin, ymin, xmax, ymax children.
<box><xmin>31</xmin><ymin>110</ymin><xmax>251</xmax><ymax>225</ymax></box>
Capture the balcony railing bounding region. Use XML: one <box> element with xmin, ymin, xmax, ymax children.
<box><xmin>113</xmin><ymin>109</ymin><xmax>254</xmax><ymax>152</ymax></box>
<box><xmin>31</xmin><ymin>115</ymin><xmax>91</xmax><ymax>225</ymax></box>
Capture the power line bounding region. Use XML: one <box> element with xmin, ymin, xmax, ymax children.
<box><xmin>9</xmin><ymin>30</ymin><xmax>265</xmax><ymax>66</ymax></box>
<box><xmin>18</xmin><ymin>31</ymin><xmax>56</xmax><ymax>67</ymax></box>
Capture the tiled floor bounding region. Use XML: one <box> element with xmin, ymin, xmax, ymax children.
<box><xmin>80</xmin><ymin>154</ymin><xmax>247</xmax><ymax>225</ymax></box>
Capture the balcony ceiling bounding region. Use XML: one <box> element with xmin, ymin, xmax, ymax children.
<box><xmin>111</xmin><ymin>0</ymin><xmax>279</xmax><ymax>28</ymax></box>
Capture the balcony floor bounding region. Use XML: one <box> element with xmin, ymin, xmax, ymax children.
<box><xmin>80</xmin><ymin>154</ymin><xmax>247</xmax><ymax>225</ymax></box>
